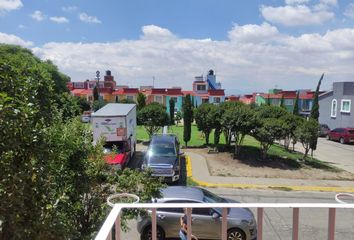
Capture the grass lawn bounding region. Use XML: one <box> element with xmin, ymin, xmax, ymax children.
<box><xmin>137</xmin><ymin>125</ymin><xmax>337</xmax><ymax>171</ymax></box>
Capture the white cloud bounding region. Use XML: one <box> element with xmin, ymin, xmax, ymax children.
<box><xmin>0</xmin><ymin>32</ymin><xmax>32</xmax><ymax>47</ymax></box>
<box><xmin>141</xmin><ymin>25</ymin><xmax>175</xmax><ymax>40</ymax></box>
<box><xmin>50</xmin><ymin>16</ymin><xmax>69</xmax><ymax>23</ymax></box>
<box><xmin>79</xmin><ymin>12</ymin><xmax>101</xmax><ymax>24</ymax></box>
<box><xmin>62</xmin><ymin>5</ymin><xmax>77</xmax><ymax>13</ymax></box>
<box><xmin>30</xmin><ymin>24</ymin><xmax>354</xmax><ymax>93</ymax></box>
<box><xmin>0</xmin><ymin>0</ymin><xmax>22</xmax><ymax>11</ymax></box>
<box><xmin>344</xmin><ymin>3</ymin><xmax>354</xmax><ymax>19</ymax></box>
<box><xmin>261</xmin><ymin>5</ymin><xmax>334</xmax><ymax>26</ymax></box>
<box><xmin>285</xmin><ymin>0</ymin><xmax>309</xmax><ymax>5</ymax></box>
<box><xmin>30</xmin><ymin>10</ymin><xmax>45</xmax><ymax>21</ymax></box>
<box><xmin>228</xmin><ymin>22</ymin><xmax>280</xmax><ymax>43</ymax></box>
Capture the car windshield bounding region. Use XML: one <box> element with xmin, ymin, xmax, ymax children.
<box><xmin>201</xmin><ymin>188</ymin><xmax>227</xmax><ymax>203</ymax></box>
<box><xmin>201</xmin><ymin>188</ymin><xmax>228</xmax><ymax>214</ymax></box>
<box><xmin>103</xmin><ymin>142</ymin><xmax>125</xmax><ymax>154</ymax></box>
<box><xmin>149</xmin><ymin>143</ymin><xmax>176</xmax><ymax>157</ymax></box>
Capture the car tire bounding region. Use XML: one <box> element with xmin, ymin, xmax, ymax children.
<box><xmin>339</xmin><ymin>137</ymin><xmax>345</xmax><ymax>144</ymax></box>
<box><xmin>140</xmin><ymin>225</ymin><xmax>165</xmax><ymax>240</ymax></box>
<box><xmin>227</xmin><ymin>228</ymin><xmax>246</xmax><ymax>240</ymax></box>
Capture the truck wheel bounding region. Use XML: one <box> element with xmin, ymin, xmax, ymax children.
<box><xmin>339</xmin><ymin>137</ymin><xmax>345</xmax><ymax>144</ymax></box>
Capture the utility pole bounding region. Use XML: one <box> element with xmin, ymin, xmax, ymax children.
<box><xmin>152</xmin><ymin>76</ymin><xmax>155</xmax><ymax>88</ymax></box>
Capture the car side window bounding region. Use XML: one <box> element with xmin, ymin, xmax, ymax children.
<box><xmin>157</xmin><ymin>200</ymin><xmax>184</xmax><ymax>213</ymax></box>
<box><xmin>193</xmin><ymin>208</ymin><xmax>212</xmax><ymax>216</ymax></box>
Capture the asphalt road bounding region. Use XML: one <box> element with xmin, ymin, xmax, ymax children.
<box><xmin>296</xmin><ymin>137</ymin><xmax>354</xmax><ymax>173</ymax></box>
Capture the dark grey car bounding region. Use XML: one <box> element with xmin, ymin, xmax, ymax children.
<box><xmin>137</xmin><ymin>186</ymin><xmax>257</xmax><ymax>240</ymax></box>
<box><xmin>141</xmin><ymin>135</ymin><xmax>181</xmax><ymax>183</ymax></box>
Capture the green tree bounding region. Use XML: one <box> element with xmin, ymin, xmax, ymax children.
<box><xmin>309</xmin><ymin>73</ymin><xmax>324</xmax><ymax>154</ymax></box>
<box><xmin>194</xmin><ymin>103</ymin><xmax>215</xmax><ymax>145</ymax></box>
<box><xmin>253</xmin><ymin>118</ymin><xmax>286</xmax><ymax>160</ymax></box>
<box><xmin>56</xmin><ymin>93</ymin><xmax>81</xmax><ymax>121</ymax></box>
<box><xmin>169</xmin><ymin>98</ymin><xmax>175</xmax><ymax>125</ymax></box>
<box><xmin>280</xmin><ymin>95</ymin><xmax>285</xmax><ymax>108</ymax></box>
<box><xmin>252</xmin><ymin>105</ymin><xmax>288</xmax><ymax>159</ymax></box>
<box><xmin>92</xmin><ymin>99</ymin><xmax>107</xmax><ymax>111</ymax></box>
<box><xmin>93</xmin><ymin>85</ymin><xmax>99</xmax><ymax>101</ymax></box>
<box><xmin>119</xmin><ymin>98</ymin><xmax>136</xmax><ymax>104</ymax></box>
<box><xmin>76</xmin><ymin>97</ymin><xmax>91</xmax><ymax>112</ymax></box>
<box><xmin>175</xmin><ymin>111</ymin><xmax>182</xmax><ymax>126</ymax></box>
<box><xmin>218</xmin><ymin>101</ymin><xmax>242</xmax><ymax>146</ymax></box>
<box><xmin>296</xmin><ymin>119</ymin><xmax>319</xmax><ymax>159</ymax></box>
<box><xmin>221</xmin><ymin>104</ymin><xmax>255</xmax><ymax>156</ymax></box>
<box><xmin>183</xmin><ymin>94</ymin><xmax>193</xmax><ymax>147</ymax></box>
<box><xmin>293</xmin><ymin>91</ymin><xmax>300</xmax><ymax>115</ymax></box>
<box><xmin>138</xmin><ymin>103</ymin><xmax>169</xmax><ymax>138</ymax></box>
<box><xmin>137</xmin><ymin>92</ymin><xmax>146</xmax><ymax>110</ymax></box>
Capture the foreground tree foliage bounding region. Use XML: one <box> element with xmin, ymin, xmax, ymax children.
<box><xmin>138</xmin><ymin>102</ymin><xmax>169</xmax><ymax>139</ymax></box>
<box><xmin>0</xmin><ymin>44</ymin><xmax>164</xmax><ymax>239</ymax></box>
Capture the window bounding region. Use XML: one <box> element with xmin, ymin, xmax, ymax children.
<box><xmin>154</xmin><ymin>96</ymin><xmax>163</xmax><ymax>104</ymax></box>
<box><xmin>214</xmin><ymin>97</ymin><xmax>221</xmax><ymax>103</ymax></box>
<box><xmin>202</xmin><ymin>98</ymin><xmax>209</xmax><ymax>103</ymax></box>
<box><xmin>197</xmin><ymin>85</ymin><xmax>206</xmax><ymax>91</ymax></box>
<box><xmin>170</xmin><ymin>97</ymin><xmax>178</xmax><ymax>103</ymax></box>
<box><xmin>341</xmin><ymin>99</ymin><xmax>351</xmax><ymax>113</ymax></box>
<box><xmin>284</xmin><ymin>99</ymin><xmax>294</xmax><ymax>105</ymax></box>
<box><xmin>126</xmin><ymin>95</ymin><xmax>134</xmax><ymax>101</ymax></box>
<box><xmin>301</xmin><ymin>100</ymin><xmax>311</xmax><ymax>111</ymax></box>
<box><xmin>331</xmin><ymin>99</ymin><xmax>337</xmax><ymax>118</ymax></box>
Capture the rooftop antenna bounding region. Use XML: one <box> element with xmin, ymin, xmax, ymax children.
<box><xmin>152</xmin><ymin>76</ymin><xmax>155</xmax><ymax>88</ymax></box>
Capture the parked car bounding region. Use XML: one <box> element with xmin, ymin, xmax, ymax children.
<box><xmin>141</xmin><ymin>134</ymin><xmax>182</xmax><ymax>183</ymax></box>
<box><xmin>318</xmin><ymin>124</ymin><xmax>330</xmax><ymax>137</ymax></box>
<box><xmin>327</xmin><ymin>128</ymin><xmax>354</xmax><ymax>144</ymax></box>
<box><xmin>137</xmin><ymin>186</ymin><xmax>257</xmax><ymax>240</ymax></box>
<box><xmin>103</xmin><ymin>141</ymin><xmax>131</xmax><ymax>170</ymax></box>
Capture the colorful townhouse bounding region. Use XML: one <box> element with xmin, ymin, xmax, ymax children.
<box><xmin>253</xmin><ymin>88</ymin><xmax>318</xmax><ymax>116</ymax></box>
<box><xmin>319</xmin><ymin>82</ymin><xmax>354</xmax><ymax>129</ymax></box>
<box><xmin>69</xmin><ymin>69</ymin><xmax>226</xmax><ymax>114</ymax></box>
<box><xmin>165</xmin><ymin>88</ymin><xmax>184</xmax><ymax>114</ymax></box>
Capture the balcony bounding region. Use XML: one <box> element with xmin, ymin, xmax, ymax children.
<box><xmin>96</xmin><ymin>199</ymin><xmax>354</xmax><ymax>240</ymax></box>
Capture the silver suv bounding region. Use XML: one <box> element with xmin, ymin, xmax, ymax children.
<box><xmin>137</xmin><ymin>186</ymin><xmax>257</xmax><ymax>240</ymax></box>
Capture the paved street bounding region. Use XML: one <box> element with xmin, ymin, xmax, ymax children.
<box><xmin>121</xmin><ymin>188</ymin><xmax>354</xmax><ymax>240</ymax></box>
<box><xmin>296</xmin><ymin>137</ymin><xmax>354</xmax><ymax>173</ymax></box>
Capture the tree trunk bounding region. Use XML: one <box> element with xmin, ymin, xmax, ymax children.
<box><xmin>205</xmin><ymin>132</ymin><xmax>210</xmax><ymax>145</ymax></box>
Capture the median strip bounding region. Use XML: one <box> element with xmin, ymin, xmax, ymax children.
<box><xmin>185</xmin><ymin>155</ymin><xmax>354</xmax><ymax>193</ymax></box>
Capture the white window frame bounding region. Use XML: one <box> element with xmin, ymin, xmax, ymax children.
<box><xmin>154</xmin><ymin>95</ymin><xmax>163</xmax><ymax>104</ymax></box>
<box><xmin>340</xmin><ymin>99</ymin><xmax>351</xmax><ymax>113</ymax></box>
<box><xmin>284</xmin><ymin>99</ymin><xmax>294</xmax><ymax>106</ymax></box>
<box><xmin>126</xmin><ymin>95</ymin><xmax>134</xmax><ymax>101</ymax></box>
<box><xmin>331</xmin><ymin>99</ymin><xmax>337</xmax><ymax>118</ymax></box>
<box><xmin>214</xmin><ymin>97</ymin><xmax>221</xmax><ymax>103</ymax></box>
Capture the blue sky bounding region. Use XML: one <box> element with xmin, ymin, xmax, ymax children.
<box><xmin>1</xmin><ymin>0</ymin><xmax>354</xmax><ymax>94</ymax></box>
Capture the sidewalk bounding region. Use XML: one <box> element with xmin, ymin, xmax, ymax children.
<box><xmin>185</xmin><ymin>151</ymin><xmax>354</xmax><ymax>193</ymax></box>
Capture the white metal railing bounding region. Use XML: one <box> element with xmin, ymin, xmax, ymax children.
<box><xmin>95</xmin><ymin>202</ymin><xmax>354</xmax><ymax>240</ymax></box>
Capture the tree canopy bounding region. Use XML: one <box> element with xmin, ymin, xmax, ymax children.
<box><xmin>138</xmin><ymin>103</ymin><xmax>169</xmax><ymax>138</ymax></box>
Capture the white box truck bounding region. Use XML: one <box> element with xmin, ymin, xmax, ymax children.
<box><xmin>91</xmin><ymin>103</ymin><xmax>137</xmax><ymax>169</ymax></box>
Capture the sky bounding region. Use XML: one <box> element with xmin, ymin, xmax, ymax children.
<box><xmin>1</xmin><ymin>0</ymin><xmax>354</xmax><ymax>94</ymax></box>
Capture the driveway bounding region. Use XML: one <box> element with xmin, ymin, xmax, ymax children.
<box><xmin>296</xmin><ymin>137</ymin><xmax>354</xmax><ymax>174</ymax></box>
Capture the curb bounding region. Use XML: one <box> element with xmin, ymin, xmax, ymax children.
<box><xmin>185</xmin><ymin>155</ymin><xmax>354</xmax><ymax>193</ymax></box>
